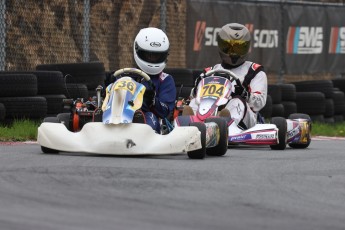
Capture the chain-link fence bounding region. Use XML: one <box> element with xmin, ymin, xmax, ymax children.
<box><xmin>0</xmin><ymin>0</ymin><xmax>186</xmax><ymax>71</ymax></box>
<box><xmin>0</xmin><ymin>0</ymin><xmax>343</xmax><ymax>77</ymax></box>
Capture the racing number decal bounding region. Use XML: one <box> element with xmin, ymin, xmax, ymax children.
<box><xmin>201</xmin><ymin>84</ymin><xmax>224</xmax><ymax>97</ymax></box>
<box><xmin>113</xmin><ymin>79</ymin><xmax>136</xmax><ymax>94</ymax></box>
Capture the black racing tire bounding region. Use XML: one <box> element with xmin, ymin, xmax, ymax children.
<box><xmin>332</xmin><ymin>78</ymin><xmax>345</xmax><ymax>93</ymax></box>
<box><xmin>278</xmin><ymin>83</ymin><xmax>296</xmax><ymax>101</ymax></box>
<box><xmin>0</xmin><ymin>71</ymin><xmax>65</xmax><ymax>95</ymax></box>
<box><xmin>293</xmin><ymin>80</ymin><xmax>334</xmax><ymax>98</ymax></box>
<box><xmin>271</xmin><ymin>103</ymin><xmax>285</xmax><ymax>117</ymax></box>
<box><xmin>36</xmin><ymin>62</ymin><xmax>106</xmax><ymax>90</ymax></box>
<box><xmin>270</xmin><ymin>117</ymin><xmax>287</xmax><ymax>150</ymax></box>
<box><xmin>282</xmin><ymin>101</ymin><xmax>297</xmax><ymax>118</ymax></box>
<box><xmin>187</xmin><ymin>122</ymin><xmax>206</xmax><ymax>159</ymax></box>
<box><xmin>295</xmin><ymin>92</ymin><xmax>326</xmax><ymax>115</ymax></box>
<box><xmin>268</xmin><ymin>84</ymin><xmax>282</xmax><ymax>104</ymax></box>
<box><xmin>288</xmin><ymin>113</ymin><xmax>312</xmax><ymax>149</ymax></box>
<box><xmin>0</xmin><ymin>74</ymin><xmax>37</xmax><ymax>97</ymax></box>
<box><xmin>310</xmin><ymin>114</ymin><xmax>325</xmax><ymax>123</ymax></box>
<box><xmin>40</xmin><ymin>94</ymin><xmax>66</xmax><ymax>115</ymax></box>
<box><xmin>164</xmin><ymin>68</ymin><xmax>194</xmax><ymax>87</ymax></box>
<box><xmin>324</xmin><ymin>98</ymin><xmax>335</xmax><ymax>118</ymax></box>
<box><xmin>41</xmin><ymin>116</ymin><xmax>60</xmax><ymax>154</ymax></box>
<box><xmin>332</xmin><ymin>89</ymin><xmax>345</xmax><ymax>115</ymax></box>
<box><xmin>205</xmin><ymin>117</ymin><xmax>228</xmax><ymax>156</ymax></box>
<box><xmin>0</xmin><ymin>103</ymin><xmax>5</xmax><ymax>121</ymax></box>
<box><xmin>0</xmin><ymin>97</ymin><xmax>47</xmax><ymax>119</ymax></box>
<box><xmin>57</xmin><ymin>113</ymin><xmax>71</xmax><ymax>130</ymax></box>
<box><xmin>259</xmin><ymin>94</ymin><xmax>273</xmax><ymax>119</ymax></box>
<box><xmin>65</xmin><ymin>83</ymin><xmax>89</xmax><ymax>99</ymax></box>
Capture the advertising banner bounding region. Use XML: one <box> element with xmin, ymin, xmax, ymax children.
<box><xmin>186</xmin><ymin>0</ymin><xmax>345</xmax><ymax>74</ymax></box>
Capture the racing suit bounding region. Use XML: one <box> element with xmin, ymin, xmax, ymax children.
<box><xmin>140</xmin><ymin>72</ymin><xmax>176</xmax><ymax>132</ymax></box>
<box><xmin>189</xmin><ymin>61</ymin><xmax>267</xmax><ymax>129</ymax></box>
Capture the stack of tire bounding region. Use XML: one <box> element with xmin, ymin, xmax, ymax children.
<box><xmin>331</xmin><ymin>78</ymin><xmax>345</xmax><ymax>122</ymax></box>
<box><xmin>164</xmin><ymin>68</ymin><xmax>194</xmax><ymax>100</ymax></box>
<box><xmin>268</xmin><ymin>84</ymin><xmax>284</xmax><ymax>117</ymax></box>
<box><xmin>0</xmin><ymin>71</ymin><xmax>66</xmax><ymax>117</ymax></box>
<box><xmin>292</xmin><ymin>80</ymin><xmax>334</xmax><ymax>123</ymax></box>
<box><xmin>36</xmin><ymin>62</ymin><xmax>106</xmax><ymax>100</ymax></box>
<box><xmin>259</xmin><ymin>94</ymin><xmax>273</xmax><ymax>120</ymax></box>
<box><xmin>278</xmin><ymin>83</ymin><xmax>298</xmax><ymax>118</ymax></box>
<box><xmin>0</xmin><ymin>73</ymin><xmax>48</xmax><ymax>122</ymax></box>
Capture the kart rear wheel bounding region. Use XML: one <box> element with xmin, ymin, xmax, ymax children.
<box><xmin>41</xmin><ymin>117</ymin><xmax>60</xmax><ymax>154</ymax></box>
<box><xmin>187</xmin><ymin>122</ymin><xmax>206</xmax><ymax>159</ymax></box>
<box><xmin>270</xmin><ymin>117</ymin><xmax>287</xmax><ymax>150</ymax></box>
<box><xmin>205</xmin><ymin>117</ymin><xmax>228</xmax><ymax>156</ymax></box>
<box><xmin>288</xmin><ymin>113</ymin><xmax>312</xmax><ymax>149</ymax></box>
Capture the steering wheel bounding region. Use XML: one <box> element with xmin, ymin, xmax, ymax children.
<box><xmin>204</xmin><ymin>69</ymin><xmax>239</xmax><ymax>82</ymax></box>
<box><xmin>113</xmin><ymin>68</ymin><xmax>151</xmax><ymax>83</ymax></box>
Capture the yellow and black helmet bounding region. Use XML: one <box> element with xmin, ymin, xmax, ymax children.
<box><xmin>217</xmin><ymin>23</ymin><xmax>251</xmax><ymax>67</ymax></box>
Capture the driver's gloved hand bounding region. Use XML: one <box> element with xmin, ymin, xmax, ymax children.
<box><xmin>231</xmin><ymin>79</ymin><xmax>250</xmax><ymax>100</ymax></box>
<box><xmin>143</xmin><ymin>81</ymin><xmax>156</xmax><ymax>107</ymax></box>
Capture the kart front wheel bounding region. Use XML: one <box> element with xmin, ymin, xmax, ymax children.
<box><xmin>205</xmin><ymin>117</ymin><xmax>228</xmax><ymax>156</ymax></box>
<box><xmin>187</xmin><ymin>122</ymin><xmax>206</xmax><ymax>159</ymax></box>
<box><xmin>40</xmin><ymin>116</ymin><xmax>60</xmax><ymax>154</ymax></box>
<box><xmin>270</xmin><ymin>117</ymin><xmax>287</xmax><ymax>150</ymax></box>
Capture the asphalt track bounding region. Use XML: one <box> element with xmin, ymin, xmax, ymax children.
<box><xmin>0</xmin><ymin>139</ymin><xmax>345</xmax><ymax>230</ymax></box>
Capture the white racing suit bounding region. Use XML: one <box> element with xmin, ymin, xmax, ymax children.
<box><xmin>189</xmin><ymin>61</ymin><xmax>268</xmax><ymax>129</ymax></box>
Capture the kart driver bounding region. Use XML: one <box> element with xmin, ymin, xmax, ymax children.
<box><xmin>104</xmin><ymin>27</ymin><xmax>176</xmax><ymax>133</ymax></box>
<box><xmin>187</xmin><ymin>23</ymin><xmax>268</xmax><ymax>129</ymax></box>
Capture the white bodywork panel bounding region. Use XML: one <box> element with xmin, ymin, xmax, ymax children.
<box><xmin>37</xmin><ymin>122</ymin><xmax>201</xmax><ymax>155</ymax></box>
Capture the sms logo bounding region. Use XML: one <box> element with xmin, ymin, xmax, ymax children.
<box><xmin>286</xmin><ymin>27</ymin><xmax>323</xmax><ymax>54</ymax></box>
<box><xmin>329</xmin><ymin>27</ymin><xmax>345</xmax><ymax>54</ymax></box>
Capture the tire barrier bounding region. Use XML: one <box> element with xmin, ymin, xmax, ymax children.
<box><xmin>332</xmin><ymin>89</ymin><xmax>345</xmax><ymax>122</ymax></box>
<box><xmin>293</xmin><ymin>80</ymin><xmax>338</xmax><ymax>123</ymax></box>
<box><xmin>0</xmin><ymin>74</ymin><xmax>37</xmax><ymax>97</ymax></box>
<box><xmin>1</xmin><ymin>65</ymin><xmax>345</xmax><ymax>124</ymax></box>
<box><xmin>36</xmin><ymin>62</ymin><xmax>106</xmax><ymax>90</ymax></box>
<box><xmin>165</xmin><ymin>68</ymin><xmax>194</xmax><ymax>99</ymax></box>
<box><xmin>268</xmin><ymin>84</ymin><xmax>284</xmax><ymax>117</ymax></box>
<box><xmin>259</xmin><ymin>94</ymin><xmax>272</xmax><ymax>119</ymax></box>
<box><xmin>277</xmin><ymin>83</ymin><xmax>297</xmax><ymax>118</ymax></box>
<box><xmin>0</xmin><ymin>97</ymin><xmax>47</xmax><ymax>119</ymax></box>
<box><xmin>0</xmin><ymin>103</ymin><xmax>5</xmax><ymax>121</ymax></box>
<box><xmin>295</xmin><ymin>92</ymin><xmax>326</xmax><ymax>123</ymax></box>
<box><xmin>64</xmin><ymin>83</ymin><xmax>89</xmax><ymax>100</ymax></box>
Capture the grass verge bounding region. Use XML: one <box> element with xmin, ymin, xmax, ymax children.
<box><xmin>0</xmin><ymin>119</ymin><xmax>345</xmax><ymax>142</ymax></box>
<box><xmin>0</xmin><ymin>119</ymin><xmax>40</xmax><ymax>141</ymax></box>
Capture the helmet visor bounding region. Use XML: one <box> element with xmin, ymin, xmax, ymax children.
<box><xmin>137</xmin><ymin>49</ymin><xmax>169</xmax><ymax>64</ymax></box>
<box><xmin>217</xmin><ymin>38</ymin><xmax>250</xmax><ymax>57</ymax></box>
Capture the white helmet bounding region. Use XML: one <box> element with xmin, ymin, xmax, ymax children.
<box><xmin>133</xmin><ymin>27</ymin><xmax>170</xmax><ymax>75</ymax></box>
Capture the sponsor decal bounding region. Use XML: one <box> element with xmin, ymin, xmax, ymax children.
<box><xmin>229</xmin><ymin>134</ymin><xmax>249</xmax><ymax>142</ymax></box>
<box><xmin>329</xmin><ymin>27</ymin><xmax>345</xmax><ymax>54</ymax></box>
<box><xmin>256</xmin><ymin>134</ymin><xmax>275</xmax><ymax>139</ymax></box>
<box><xmin>193</xmin><ymin>21</ymin><xmax>206</xmax><ymax>51</ymax></box>
<box><xmin>150</xmin><ymin>42</ymin><xmax>161</xmax><ymax>47</ymax></box>
<box><xmin>253</xmin><ymin>29</ymin><xmax>278</xmax><ymax>48</ymax></box>
<box><xmin>287</xmin><ymin>127</ymin><xmax>300</xmax><ymax>139</ymax></box>
<box><xmin>286</xmin><ymin>26</ymin><xmax>323</xmax><ymax>54</ymax></box>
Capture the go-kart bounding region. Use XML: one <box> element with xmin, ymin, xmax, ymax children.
<box><xmin>175</xmin><ymin>69</ymin><xmax>312</xmax><ymax>152</ymax></box>
<box><xmin>37</xmin><ymin>68</ymin><xmax>202</xmax><ymax>158</ymax></box>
